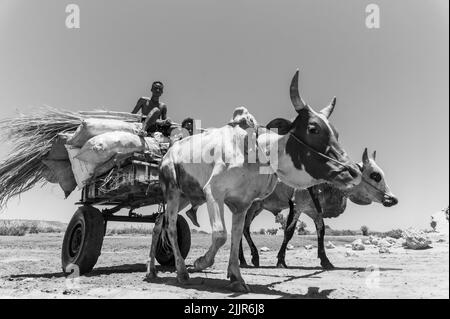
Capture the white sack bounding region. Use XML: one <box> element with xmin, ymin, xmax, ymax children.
<box><xmin>75</xmin><ymin>132</ymin><xmax>161</xmax><ymax>165</ymax></box>
<box><xmin>67</xmin><ymin>119</ymin><xmax>142</xmax><ymax>147</ymax></box>
<box><xmin>42</xmin><ymin>159</ymin><xmax>77</xmax><ymax>197</ymax></box>
<box><xmin>66</xmin><ymin>146</ymin><xmax>97</xmax><ymax>188</ymax></box>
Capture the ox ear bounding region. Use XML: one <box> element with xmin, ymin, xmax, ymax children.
<box><xmin>372</xmin><ymin>150</ymin><xmax>377</xmax><ymax>160</ymax></box>
<box><xmin>266</xmin><ymin>118</ymin><xmax>293</xmax><ymax>135</ymax></box>
<box><xmin>362</xmin><ymin>148</ymin><xmax>370</xmax><ymax>165</ymax></box>
<box><xmin>290</xmin><ymin>69</ymin><xmax>307</xmax><ymax>112</ymax></box>
<box><xmin>320</xmin><ymin>97</ymin><xmax>337</xmax><ymax>119</ymax></box>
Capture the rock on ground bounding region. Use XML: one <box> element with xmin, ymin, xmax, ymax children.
<box><xmin>326</xmin><ymin>241</ymin><xmax>336</xmax><ymax>249</ymax></box>
<box><xmin>402</xmin><ymin>229</ymin><xmax>432</xmax><ymax>250</ymax></box>
<box><xmin>352</xmin><ymin>239</ymin><xmax>365</xmax><ymax>251</ymax></box>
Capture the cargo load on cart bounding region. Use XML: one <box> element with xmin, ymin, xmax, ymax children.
<box><xmin>0</xmin><ymin>107</ymin><xmax>191</xmax><ymax>274</ymax></box>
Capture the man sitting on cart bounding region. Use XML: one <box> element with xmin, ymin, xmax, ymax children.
<box><xmin>132</xmin><ymin>81</ymin><xmax>172</xmax><ymax>136</ymax></box>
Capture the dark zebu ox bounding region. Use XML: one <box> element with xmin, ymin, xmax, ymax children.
<box><xmin>147</xmin><ymin>70</ymin><xmax>362</xmax><ymax>292</ymax></box>
<box><xmin>239</xmin><ymin>149</ymin><xmax>398</xmax><ymax>269</ymax></box>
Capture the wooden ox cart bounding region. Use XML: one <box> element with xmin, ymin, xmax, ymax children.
<box><xmin>61</xmin><ymin>149</ymin><xmax>191</xmax><ymax>275</ymax></box>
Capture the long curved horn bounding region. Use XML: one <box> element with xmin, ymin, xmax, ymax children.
<box><xmin>320</xmin><ymin>96</ymin><xmax>337</xmax><ymax>119</ymax></box>
<box><xmin>290</xmin><ymin>69</ymin><xmax>307</xmax><ymax>112</ymax></box>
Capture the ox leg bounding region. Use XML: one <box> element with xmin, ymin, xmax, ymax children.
<box><xmin>277</xmin><ymin>201</ymin><xmax>300</xmax><ymax>268</ymax></box>
<box><xmin>166</xmin><ymin>192</ymin><xmax>190</xmax><ymax>283</ymax></box>
<box><xmin>244</xmin><ymin>224</ymin><xmax>259</xmax><ymax>267</ymax></box>
<box><xmin>243</xmin><ymin>203</ymin><xmax>262</xmax><ymax>267</ymax></box>
<box><xmin>314</xmin><ymin>217</ymin><xmax>334</xmax><ymax>270</ymax></box>
<box><xmin>146</xmin><ymin>212</ymin><xmax>164</xmax><ymax>280</ymax></box>
<box><xmin>239</xmin><ymin>238</ymin><xmax>249</xmax><ymax>268</ymax></box>
<box><xmin>147</xmin><ymin>194</ymin><xmax>190</xmax><ymax>281</ymax></box>
<box><xmin>227</xmin><ymin>210</ymin><xmax>251</xmax><ymax>293</ymax></box>
<box><xmin>193</xmin><ymin>186</ymin><xmax>227</xmax><ymax>271</ymax></box>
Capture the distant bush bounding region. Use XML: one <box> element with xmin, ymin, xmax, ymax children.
<box><xmin>381</xmin><ymin>229</ymin><xmax>403</xmax><ymax>239</ymax></box>
<box><xmin>0</xmin><ymin>221</ymin><xmax>28</xmax><ymax>236</ymax></box>
<box><xmin>258</xmin><ymin>228</ymin><xmax>266</xmax><ymax>235</ymax></box>
<box><xmin>266</xmin><ymin>228</ymin><xmax>278</xmax><ymax>236</ymax></box>
<box><xmin>297</xmin><ymin>221</ymin><xmax>309</xmax><ymax>235</ymax></box>
<box><xmin>0</xmin><ymin>221</ymin><xmax>62</xmax><ymax>236</ymax></box>
<box><xmin>275</xmin><ymin>214</ymin><xmax>287</xmax><ymax>230</ymax></box>
<box><xmin>28</xmin><ymin>223</ymin><xmax>40</xmax><ymax>234</ymax></box>
<box><xmin>361</xmin><ymin>225</ymin><xmax>370</xmax><ymax>236</ymax></box>
<box><xmin>106</xmin><ymin>226</ymin><xmax>153</xmax><ymax>236</ymax></box>
<box><xmin>325</xmin><ymin>228</ymin><xmax>359</xmax><ymax>236</ymax></box>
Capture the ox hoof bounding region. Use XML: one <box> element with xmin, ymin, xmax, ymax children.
<box><xmin>177</xmin><ymin>272</ymin><xmax>190</xmax><ymax>285</ymax></box>
<box><xmin>276</xmin><ymin>261</ymin><xmax>288</xmax><ymax>269</ymax></box>
<box><xmin>193</xmin><ymin>256</ymin><xmax>213</xmax><ymax>271</ymax></box>
<box><xmin>226</xmin><ymin>281</ymin><xmax>251</xmax><ymax>293</ymax></box>
<box><xmin>320</xmin><ymin>260</ymin><xmax>335</xmax><ymax>270</ymax></box>
<box><xmin>145</xmin><ymin>269</ymin><xmax>158</xmax><ymax>281</ymax></box>
<box><xmin>251</xmin><ymin>258</ymin><xmax>260</xmax><ymax>268</ymax></box>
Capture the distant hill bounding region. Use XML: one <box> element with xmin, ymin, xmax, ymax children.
<box><xmin>0</xmin><ymin>219</ymin><xmax>67</xmax><ymax>235</ymax></box>
<box><xmin>0</xmin><ymin>219</ymin><xmax>66</xmax><ymax>228</ymax></box>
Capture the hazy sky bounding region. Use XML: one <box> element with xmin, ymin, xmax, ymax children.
<box><xmin>0</xmin><ymin>0</ymin><xmax>448</xmax><ymax>233</ymax></box>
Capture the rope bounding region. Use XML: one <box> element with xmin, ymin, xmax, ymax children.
<box><xmin>287</xmin><ymin>131</ymin><xmax>389</xmax><ymax>197</ymax></box>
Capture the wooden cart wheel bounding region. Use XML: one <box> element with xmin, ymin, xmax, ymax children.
<box><xmin>61</xmin><ymin>206</ymin><xmax>105</xmax><ymax>275</ymax></box>
<box><xmin>156</xmin><ymin>215</ymin><xmax>191</xmax><ymax>266</ymax></box>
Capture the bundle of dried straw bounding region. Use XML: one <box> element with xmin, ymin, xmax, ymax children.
<box><xmin>0</xmin><ymin>106</ymin><xmax>141</xmax><ymax>209</ymax></box>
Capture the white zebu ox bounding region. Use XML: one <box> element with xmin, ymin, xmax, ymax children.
<box><xmin>147</xmin><ymin>70</ymin><xmax>362</xmax><ymax>292</ymax></box>
<box><xmin>239</xmin><ymin>148</ymin><xmax>398</xmax><ymax>269</ymax></box>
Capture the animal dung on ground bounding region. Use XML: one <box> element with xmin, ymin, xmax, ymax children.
<box><xmin>67</xmin><ymin>119</ymin><xmax>142</xmax><ymax>147</ymax></box>
<box><xmin>352</xmin><ymin>239</ymin><xmax>366</xmax><ymax>251</ymax></box>
<box><xmin>304</xmin><ymin>245</ymin><xmax>313</xmax><ymax>250</ymax></box>
<box><xmin>260</xmin><ymin>247</ymin><xmax>270</xmax><ymax>252</ymax></box>
<box><xmin>325</xmin><ymin>241</ymin><xmax>336</xmax><ymax>249</ymax></box>
<box><xmin>286</xmin><ymin>244</ymin><xmax>295</xmax><ymax>250</ymax></box>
